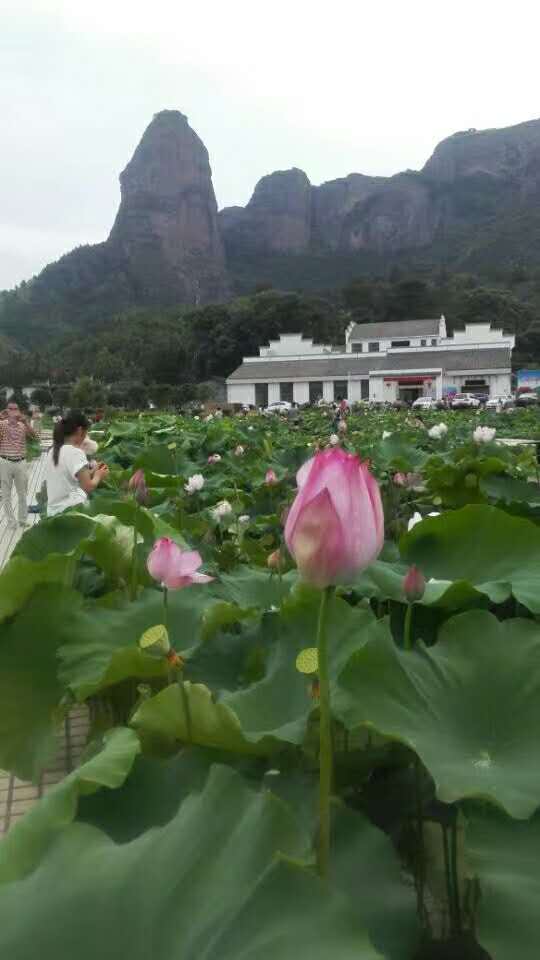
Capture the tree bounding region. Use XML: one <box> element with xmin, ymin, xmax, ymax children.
<box><xmin>30</xmin><ymin>387</ymin><xmax>53</xmax><ymax>408</ymax></box>
<box><xmin>70</xmin><ymin>376</ymin><xmax>105</xmax><ymax>410</ymax></box>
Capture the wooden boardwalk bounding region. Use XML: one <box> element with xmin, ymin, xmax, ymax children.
<box><xmin>0</xmin><ymin>433</ymin><xmax>89</xmax><ymax>834</ymax></box>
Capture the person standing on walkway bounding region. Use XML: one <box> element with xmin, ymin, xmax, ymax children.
<box><xmin>0</xmin><ymin>401</ymin><xmax>36</xmax><ymax>529</ymax></box>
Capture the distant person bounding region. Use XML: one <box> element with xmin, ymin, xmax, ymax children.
<box><xmin>339</xmin><ymin>397</ymin><xmax>349</xmax><ymax>417</ymax></box>
<box><xmin>45</xmin><ymin>411</ymin><xmax>109</xmax><ymax>517</ymax></box>
<box><xmin>0</xmin><ymin>401</ymin><xmax>36</xmax><ymax>529</ymax></box>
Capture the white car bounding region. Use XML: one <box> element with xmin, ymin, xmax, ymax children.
<box><xmin>485</xmin><ymin>396</ymin><xmax>513</xmax><ymax>409</ymax></box>
<box><xmin>412</xmin><ymin>397</ymin><xmax>438</xmax><ymax>410</ymax></box>
<box><xmin>451</xmin><ymin>393</ymin><xmax>480</xmax><ymax>409</ymax></box>
<box><xmin>265</xmin><ymin>401</ymin><xmax>292</xmax><ymax>414</ymax></box>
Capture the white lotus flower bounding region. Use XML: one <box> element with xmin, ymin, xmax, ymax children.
<box><xmin>207</xmin><ymin>453</ymin><xmax>221</xmax><ymax>464</ymax></box>
<box><xmin>194</xmin><ymin>416</ymin><xmax>200</xmax><ymax>421</ymax></box>
<box><xmin>329</xmin><ymin>434</ymin><xmax>339</xmax><ymax>446</ymax></box>
<box><xmin>212</xmin><ymin>499</ymin><xmax>233</xmax><ymax>521</ymax></box>
<box><xmin>248</xmin><ymin>426</ymin><xmax>254</xmax><ymax>431</ymax></box>
<box><xmin>204</xmin><ymin>414</ymin><xmax>214</xmax><ymax>422</ymax></box>
<box><xmin>473</xmin><ymin>426</ymin><xmax>496</xmax><ymax>444</ymax></box>
<box><xmin>184</xmin><ymin>473</ymin><xmax>205</xmax><ymax>494</ymax></box>
<box><xmin>408</xmin><ymin>511</ymin><xmax>441</xmax><ymax>531</ymax></box>
<box><xmin>238</xmin><ymin>515</ymin><xmax>250</xmax><ymax>524</ymax></box>
<box><xmin>234</xmin><ymin>445</ymin><xmax>245</xmax><ymax>456</ymax></box>
<box><xmin>428</xmin><ymin>423</ymin><xmax>448</xmax><ymax>440</ymax></box>
<box><xmin>382</xmin><ymin>430</ymin><xmax>392</xmax><ymax>439</ymax></box>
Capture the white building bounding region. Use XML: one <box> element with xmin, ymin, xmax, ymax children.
<box><xmin>226</xmin><ymin>317</ymin><xmax>514</xmax><ymax>406</ymax></box>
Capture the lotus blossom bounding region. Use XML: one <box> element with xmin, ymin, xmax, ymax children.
<box><xmin>128</xmin><ymin>468</ymin><xmax>149</xmax><ymax>505</ymax></box>
<box><xmin>207</xmin><ymin>453</ymin><xmax>221</xmax><ymax>464</ymax></box>
<box><xmin>407</xmin><ymin>511</ymin><xmax>441</xmax><ymax>532</ymax></box>
<box><xmin>382</xmin><ymin>430</ymin><xmax>392</xmax><ymax>439</ymax></box>
<box><xmin>234</xmin><ymin>445</ymin><xmax>245</xmax><ymax>456</ymax></box>
<box><xmin>265</xmin><ymin>469</ymin><xmax>278</xmax><ymax>485</ymax></box>
<box><xmin>428</xmin><ymin>423</ymin><xmax>448</xmax><ymax>440</ymax></box>
<box><xmin>147</xmin><ymin>538</ymin><xmax>213</xmax><ymax>589</ymax></box>
<box><xmin>184</xmin><ymin>473</ymin><xmax>205</xmax><ymax>494</ymax></box>
<box><xmin>329</xmin><ymin>434</ymin><xmax>339</xmax><ymax>446</ymax></box>
<box><xmin>473</xmin><ymin>425</ymin><xmax>496</xmax><ymax>444</ymax></box>
<box><xmin>284</xmin><ymin>448</ymin><xmax>384</xmax><ymax>589</ymax></box>
<box><xmin>238</xmin><ymin>514</ymin><xmax>250</xmax><ymax>524</ymax></box>
<box><xmin>212</xmin><ymin>499</ymin><xmax>233</xmax><ymax>521</ymax></box>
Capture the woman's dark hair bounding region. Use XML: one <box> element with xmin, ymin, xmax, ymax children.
<box><xmin>52</xmin><ymin>410</ymin><xmax>90</xmax><ymax>465</ymax></box>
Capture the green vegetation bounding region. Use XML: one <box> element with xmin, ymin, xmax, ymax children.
<box><xmin>0</xmin><ymin>407</ymin><xmax>539</xmax><ymax>957</ymax></box>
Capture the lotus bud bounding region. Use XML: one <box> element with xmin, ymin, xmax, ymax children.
<box><xmin>128</xmin><ymin>468</ymin><xmax>149</xmax><ymax>505</ymax></box>
<box><xmin>265</xmin><ymin>469</ymin><xmax>278</xmax><ymax>485</ymax></box>
<box><xmin>284</xmin><ymin>448</ymin><xmax>384</xmax><ymax>589</ymax></box>
<box><xmin>403</xmin><ymin>565</ymin><xmax>426</xmax><ymax>603</ymax></box>
<box><xmin>267</xmin><ymin>549</ymin><xmax>283</xmax><ymax>571</ymax></box>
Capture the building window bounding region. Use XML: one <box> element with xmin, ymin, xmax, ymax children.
<box><xmin>368</xmin><ymin>342</ymin><xmax>380</xmax><ymax>353</ymax></box>
<box><xmin>420</xmin><ymin>339</ymin><xmax>427</xmax><ymax>346</ymax></box>
<box><xmin>351</xmin><ymin>342</ymin><xmax>362</xmax><ymax>353</ymax></box>
<box><xmin>333</xmin><ymin>380</ymin><xmax>347</xmax><ymax>400</ymax></box>
<box><xmin>361</xmin><ymin>379</ymin><xmax>369</xmax><ymax>400</ymax></box>
<box><xmin>280</xmin><ymin>382</ymin><xmax>293</xmax><ymax>403</ymax></box>
<box><xmin>309</xmin><ymin>381</ymin><xmax>323</xmax><ymax>403</ymax></box>
<box><xmin>431</xmin><ymin>338</ymin><xmax>437</xmax><ymax>346</ymax></box>
<box><xmin>255</xmin><ymin>383</ymin><xmax>268</xmax><ymax>408</ymax></box>
<box><xmin>391</xmin><ymin>340</ymin><xmax>410</xmax><ymax>348</ymax></box>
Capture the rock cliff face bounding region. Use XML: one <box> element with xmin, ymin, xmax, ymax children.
<box><xmin>109</xmin><ymin>110</ymin><xmax>228</xmax><ymax>303</ymax></box>
<box><xmin>219</xmin><ymin>168</ymin><xmax>312</xmax><ymax>254</ymax></box>
<box><xmin>221</xmin><ymin>116</ymin><xmax>540</xmax><ymax>261</ymax></box>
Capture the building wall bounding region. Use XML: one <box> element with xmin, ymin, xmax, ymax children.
<box><xmin>443</xmin><ymin>372</ymin><xmax>511</xmax><ymax>395</ymax></box>
<box><xmin>268</xmin><ymin>382</ymin><xmax>280</xmax><ymax>403</ymax></box>
<box><xmin>227</xmin><ymin>383</ymin><xmax>255</xmax><ymax>405</ymax></box>
<box><xmin>293</xmin><ymin>382</ymin><xmax>310</xmax><ymax>405</ymax></box>
<box><xmin>259</xmin><ymin>334</ymin><xmax>332</xmax><ymax>357</ymax></box>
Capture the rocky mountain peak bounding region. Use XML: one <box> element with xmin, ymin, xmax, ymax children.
<box><xmin>109</xmin><ymin>110</ymin><xmax>228</xmax><ymax>304</ymax></box>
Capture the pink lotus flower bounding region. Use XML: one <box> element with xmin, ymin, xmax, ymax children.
<box><xmin>128</xmin><ymin>469</ymin><xmax>149</xmax><ymax>505</ymax></box>
<box><xmin>284</xmin><ymin>448</ymin><xmax>384</xmax><ymax>588</ymax></box>
<box><xmin>147</xmin><ymin>538</ymin><xmax>214</xmax><ymax>590</ymax></box>
<box><xmin>265</xmin><ymin>469</ymin><xmax>278</xmax><ymax>485</ymax></box>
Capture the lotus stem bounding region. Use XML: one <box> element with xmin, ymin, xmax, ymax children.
<box><xmin>404</xmin><ymin>603</ymin><xmax>414</xmax><ymax>651</ymax></box>
<box><xmin>316</xmin><ymin>585</ymin><xmax>334</xmax><ymax>880</ymax></box>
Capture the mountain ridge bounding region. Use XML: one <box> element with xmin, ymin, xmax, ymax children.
<box><xmin>3</xmin><ymin>112</ymin><xmax>540</xmax><ymax>346</ymax></box>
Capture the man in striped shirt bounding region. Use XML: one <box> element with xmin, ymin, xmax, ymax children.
<box><xmin>0</xmin><ymin>401</ymin><xmax>36</xmax><ymax>529</ymax></box>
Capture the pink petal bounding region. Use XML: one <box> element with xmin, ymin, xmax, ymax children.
<box><xmin>147</xmin><ymin>538</ymin><xmax>182</xmax><ymax>583</ymax></box>
<box><xmin>174</xmin><ymin>550</ymin><xmax>203</xmax><ymax>577</ymax></box>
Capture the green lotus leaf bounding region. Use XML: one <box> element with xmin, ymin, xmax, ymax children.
<box><xmin>466</xmin><ymin>807</ymin><xmax>540</xmax><ymax>960</ymax></box>
<box><xmin>58</xmin><ymin>587</ymin><xmax>223</xmax><ymax>700</ymax></box>
<box><xmin>0</xmin><ymin>554</ymin><xmax>71</xmax><ymax>622</ymax></box>
<box><xmin>0</xmin><ymin>764</ymin><xmax>380</xmax><ymax>960</ymax></box>
<box><xmin>0</xmin><ymin>727</ymin><xmax>140</xmax><ymax>883</ymax></box>
<box><xmin>0</xmin><ymin>584</ymin><xmax>82</xmax><ymax>781</ymax></box>
<box><xmin>337</xmin><ymin>609</ymin><xmax>540</xmax><ymax>818</ymax></box>
<box><xmin>402</xmin><ymin>504</ymin><xmax>540</xmax><ymax>611</ymax></box>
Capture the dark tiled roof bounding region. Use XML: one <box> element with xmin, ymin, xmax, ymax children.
<box><xmin>228</xmin><ymin>356</ymin><xmax>377</xmax><ymax>380</ymax></box>
<box><xmin>227</xmin><ymin>347</ymin><xmax>511</xmax><ymax>381</ymax></box>
<box><xmin>349</xmin><ymin>318</ymin><xmax>440</xmax><ymax>340</ymax></box>
<box><xmin>380</xmin><ymin>348</ymin><xmax>511</xmax><ymax>371</ymax></box>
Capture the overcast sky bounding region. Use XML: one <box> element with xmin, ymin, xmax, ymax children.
<box><xmin>2</xmin><ymin>0</ymin><xmax>540</xmax><ymax>289</ymax></box>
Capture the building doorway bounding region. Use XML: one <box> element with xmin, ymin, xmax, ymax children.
<box><xmin>399</xmin><ymin>386</ymin><xmax>423</xmax><ymax>404</ymax></box>
<box><xmin>255</xmin><ymin>383</ymin><xmax>268</xmax><ymax>408</ymax></box>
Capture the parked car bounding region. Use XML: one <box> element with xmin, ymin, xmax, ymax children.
<box><xmin>485</xmin><ymin>396</ymin><xmax>514</xmax><ymax>410</ymax></box>
<box><xmin>265</xmin><ymin>400</ymin><xmax>292</xmax><ymax>414</ymax></box>
<box><xmin>516</xmin><ymin>391</ymin><xmax>539</xmax><ymax>407</ymax></box>
<box><xmin>451</xmin><ymin>393</ymin><xmax>481</xmax><ymax>409</ymax></box>
<box><xmin>412</xmin><ymin>397</ymin><xmax>438</xmax><ymax>410</ymax></box>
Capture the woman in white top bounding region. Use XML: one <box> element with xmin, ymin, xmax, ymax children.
<box><xmin>45</xmin><ymin>411</ymin><xmax>109</xmax><ymax>517</ymax></box>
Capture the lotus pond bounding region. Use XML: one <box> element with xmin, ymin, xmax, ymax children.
<box><xmin>1</xmin><ymin>405</ymin><xmax>540</xmax><ymax>959</ymax></box>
